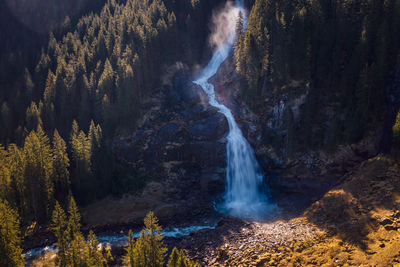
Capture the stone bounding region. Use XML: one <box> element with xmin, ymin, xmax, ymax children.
<box><xmin>380</xmin><ymin>218</ymin><xmax>393</xmax><ymax>226</ymax></box>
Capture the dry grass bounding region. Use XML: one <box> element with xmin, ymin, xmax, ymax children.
<box><xmin>217</xmin><ymin>156</ymin><xmax>400</xmax><ymax>266</ymax></box>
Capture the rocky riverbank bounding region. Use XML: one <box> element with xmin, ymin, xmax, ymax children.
<box><xmin>182</xmin><ymin>156</ymin><xmax>400</xmax><ymax>266</ymax></box>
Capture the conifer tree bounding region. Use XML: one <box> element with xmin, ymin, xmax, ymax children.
<box><xmin>234</xmin><ymin>12</ymin><xmax>245</xmax><ymax>74</ymax></box>
<box><xmin>0</xmin><ymin>199</ymin><xmax>24</xmax><ymax>267</ymax></box>
<box><xmin>167</xmin><ymin>247</ymin><xmax>180</xmax><ymax>267</ymax></box>
<box><xmin>124</xmin><ymin>211</ymin><xmax>167</xmax><ymax>267</ymax></box>
<box><xmin>51</xmin><ymin>201</ymin><xmax>69</xmax><ymax>267</ymax></box>
<box><xmin>143</xmin><ymin>211</ymin><xmax>167</xmax><ymax>267</ymax></box>
<box><xmin>167</xmin><ymin>247</ymin><xmax>198</xmax><ymax>267</ymax></box>
<box><xmin>86</xmin><ymin>230</ymin><xmax>111</xmax><ymax>266</ymax></box>
<box><xmin>24</xmin><ymin>127</ymin><xmax>54</xmax><ymax>222</ymax></box>
<box><xmin>123</xmin><ymin>230</ymin><xmax>136</xmax><ymax>267</ymax></box>
<box><xmin>67</xmin><ymin>196</ymin><xmax>81</xmax><ymax>239</ymax></box>
<box><xmin>52</xmin><ymin>130</ymin><xmax>70</xmax><ymax>201</ymax></box>
<box><xmin>0</xmin><ymin>145</ymin><xmax>10</xmax><ymax>201</ymax></box>
<box><xmin>7</xmin><ymin>145</ymin><xmax>26</xmax><ymax>220</ymax></box>
<box><xmin>70</xmin><ymin>121</ymin><xmax>92</xmax><ymax>199</ymax></box>
<box><xmin>68</xmin><ymin>231</ymin><xmax>87</xmax><ymax>267</ymax></box>
<box><xmin>25</xmin><ymin>102</ymin><xmax>43</xmax><ymax>131</ymax></box>
<box><xmin>36</xmin><ymin>126</ymin><xmax>55</xmax><ymax>217</ymax></box>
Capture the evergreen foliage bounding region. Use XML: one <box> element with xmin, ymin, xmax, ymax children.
<box><xmin>235</xmin><ymin>0</ymin><xmax>400</xmax><ymax>148</ymax></box>
<box><xmin>167</xmin><ymin>247</ymin><xmax>199</xmax><ymax>267</ymax></box>
<box><xmin>123</xmin><ymin>212</ymin><xmax>198</xmax><ymax>267</ymax></box>
<box><xmin>51</xmin><ymin>196</ymin><xmax>111</xmax><ymax>266</ymax></box>
<box><xmin>0</xmin><ymin>126</ymin><xmax>71</xmax><ymax>224</ymax></box>
<box><xmin>51</xmin><ymin>201</ymin><xmax>69</xmax><ymax>267</ymax></box>
<box><xmin>0</xmin><ymin>199</ymin><xmax>24</xmax><ymax>267</ymax></box>
<box><xmin>0</xmin><ymin>0</ymin><xmax>227</xmax><ymax>214</ymax></box>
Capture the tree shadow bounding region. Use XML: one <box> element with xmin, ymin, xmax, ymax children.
<box><xmin>304</xmin><ymin>189</ymin><xmax>376</xmax><ymax>250</ymax></box>
<box><xmin>299</xmin><ymin>157</ymin><xmax>400</xmax><ymax>251</ymax></box>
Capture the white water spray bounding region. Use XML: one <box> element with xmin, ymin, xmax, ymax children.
<box><xmin>193</xmin><ymin>0</ymin><xmax>276</xmax><ymax>220</ymax></box>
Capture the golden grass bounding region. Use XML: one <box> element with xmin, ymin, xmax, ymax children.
<box><xmin>217</xmin><ymin>157</ymin><xmax>400</xmax><ymax>266</ymax></box>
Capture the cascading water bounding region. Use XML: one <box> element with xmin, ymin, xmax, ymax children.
<box><xmin>193</xmin><ymin>0</ymin><xmax>276</xmax><ymax>220</ymax></box>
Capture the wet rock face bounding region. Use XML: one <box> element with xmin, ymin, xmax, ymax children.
<box><xmin>113</xmin><ymin>69</ymin><xmax>228</xmax><ymax>214</ymax></box>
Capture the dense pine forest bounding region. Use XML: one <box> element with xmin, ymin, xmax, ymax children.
<box><xmin>235</xmin><ymin>0</ymin><xmax>400</xmax><ymax>150</ymax></box>
<box><xmin>1</xmin><ymin>0</ymin><xmax>400</xmax><ymax>266</ymax></box>
<box><xmin>0</xmin><ymin>0</ymin><xmax>224</xmax><ymax>222</ymax></box>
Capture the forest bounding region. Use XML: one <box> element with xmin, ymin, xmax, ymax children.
<box><xmin>235</xmin><ymin>0</ymin><xmax>400</xmax><ymax>149</ymax></box>
<box><xmin>1</xmin><ymin>0</ymin><xmax>400</xmax><ymax>266</ymax></box>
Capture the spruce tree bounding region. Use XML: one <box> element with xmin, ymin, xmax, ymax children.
<box><xmin>86</xmin><ymin>230</ymin><xmax>111</xmax><ymax>266</ymax></box>
<box><xmin>124</xmin><ymin>211</ymin><xmax>167</xmax><ymax>267</ymax></box>
<box><xmin>7</xmin><ymin>145</ymin><xmax>26</xmax><ymax>221</ymax></box>
<box><xmin>52</xmin><ymin>130</ymin><xmax>70</xmax><ymax>202</ymax></box>
<box><xmin>167</xmin><ymin>247</ymin><xmax>198</xmax><ymax>267</ymax></box>
<box><xmin>0</xmin><ymin>199</ymin><xmax>24</xmax><ymax>267</ymax></box>
<box><xmin>67</xmin><ymin>196</ymin><xmax>81</xmax><ymax>239</ymax></box>
<box><xmin>123</xmin><ymin>230</ymin><xmax>136</xmax><ymax>267</ymax></box>
<box><xmin>24</xmin><ymin>127</ymin><xmax>54</xmax><ymax>222</ymax></box>
<box><xmin>0</xmin><ymin>145</ymin><xmax>10</xmax><ymax>201</ymax></box>
<box><xmin>51</xmin><ymin>201</ymin><xmax>69</xmax><ymax>267</ymax></box>
<box><xmin>68</xmin><ymin>231</ymin><xmax>87</xmax><ymax>267</ymax></box>
<box><xmin>143</xmin><ymin>211</ymin><xmax>167</xmax><ymax>267</ymax></box>
<box><xmin>167</xmin><ymin>247</ymin><xmax>180</xmax><ymax>267</ymax></box>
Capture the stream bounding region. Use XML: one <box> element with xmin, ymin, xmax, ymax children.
<box><xmin>23</xmin><ymin>225</ymin><xmax>216</xmax><ymax>260</ymax></box>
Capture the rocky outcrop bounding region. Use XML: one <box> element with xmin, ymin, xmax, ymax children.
<box><xmin>112</xmin><ymin>67</ymin><xmax>229</xmax><ymax>220</ymax></box>
<box><xmin>210</xmin><ymin>52</ymin><xmax>384</xmax><ymax>214</ymax></box>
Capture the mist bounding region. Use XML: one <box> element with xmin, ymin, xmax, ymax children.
<box><xmin>208</xmin><ymin>1</ymin><xmax>242</xmax><ymax>51</ymax></box>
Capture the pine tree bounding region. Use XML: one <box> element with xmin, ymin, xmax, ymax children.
<box><xmin>123</xmin><ymin>230</ymin><xmax>136</xmax><ymax>267</ymax></box>
<box><xmin>51</xmin><ymin>201</ymin><xmax>69</xmax><ymax>267</ymax></box>
<box><xmin>234</xmin><ymin>12</ymin><xmax>245</xmax><ymax>74</ymax></box>
<box><xmin>86</xmin><ymin>230</ymin><xmax>110</xmax><ymax>266</ymax></box>
<box><xmin>167</xmin><ymin>247</ymin><xmax>180</xmax><ymax>267</ymax></box>
<box><xmin>124</xmin><ymin>211</ymin><xmax>167</xmax><ymax>267</ymax></box>
<box><xmin>7</xmin><ymin>145</ymin><xmax>26</xmax><ymax>220</ymax></box>
<box><xmin>67</xmin><ymin>196</ymin><xmax>81</xmax><ymax>239</ymax></box>
<box><xmin>68</xmin><ymin>231</ymin><xmax>87</xmax><ymax>267</ymax></box>
<box><xmin>0</xmin><ymin>145</ymin><xmax>10</xmax><ymax>201</ymax></box>
<box><xmin>36</xmin><ymin>126</ymin><xmax>55</xmax><ymax>217</ymax></box>
<box><xmin>167</xmin><ymin>247</ymin><xmax>198</xmax><ymax>267</ymax></box>
<box><xmin>70</xmin><ymin>121</ymin><xmax>92</xmax><ymax>199</ymax></box>
<box><xmin>65</xmin><ymin>196</ymin><xmax>89</xmax><ymax>267</ymax></box>
<box><xmin>0</xmin><ymin>199</ymin><xmax>24</xmax><ymax>267</ymax></box>
<box><xmin>52</xmin><ymin>130</ymin><xmax>70</xmax><ymax>202</ymax></box>
<box><xmin>70</xmin><ymin>120</ymin><xmax>79</xmax><ymax>142</ymax></box>
<box><xmin>24</xmin><ymin>127</ymin><xmax>54</xmax><ymax>222</ymax></box>
<box><xmin>43</xmin><ymin>70</ymin><xmax>56</xmax><ymax>105</ymax></box>
<box><xmin>25</xmin><ymin>102</ymin><xmax>43</xmax><ymax>131</ymax></box>
<box><xmin>143</xmin><ymin>211</ymin><xmax>167</xmax><ymax>267</ymax></box>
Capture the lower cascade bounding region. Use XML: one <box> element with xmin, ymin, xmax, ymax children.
<box><xmin>193</xmin><ymin>0</ymin><xmax>276</xmax><ymax>220</ymax></box>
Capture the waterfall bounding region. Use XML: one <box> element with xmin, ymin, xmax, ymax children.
<box><xmin>193</xmin><ymin>1</ymin><xmax>276</xmax><ymax>220</ymax></box>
